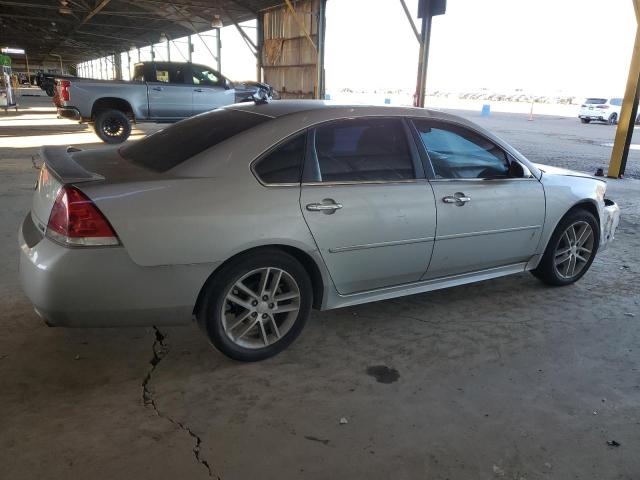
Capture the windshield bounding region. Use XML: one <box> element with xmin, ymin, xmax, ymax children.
<box><xmin>585</xmin><ymin>98</ymin><xmax>607</xmax><ymax>105</ymax></box>
<box><xmin>120</xmin><ymin>109</ymin><xmax>270</xmax><ymax>172</ymax></box>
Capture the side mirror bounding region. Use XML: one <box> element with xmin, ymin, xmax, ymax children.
<box><xmin>224</xmin><ymin>79</ymin><xmax>232</xmax><ymax>90</ymax></box>
<box><xmin>508</xmin><ymin>160</ymin><xmax>532</xmax><ymax>178</ymax></box>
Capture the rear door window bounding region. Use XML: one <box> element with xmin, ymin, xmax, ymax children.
<box><xmin>610</xmin><ymin>98</ymin><xmax>623</xmax><ymax>106</ymax></box>
<box><xmin>309</xmin><ymin>118</ymin><xmax>415</xmax><ymax>182</ymax></box>
<box><xmin>254</xmin><ymin>135</ymin><xmax>306</xmax><ymax>184</ymax></box>
<box><xmin>120</xmin><ymin>109</ymin><xmax>270</xmax><ymax>172</ymax></box>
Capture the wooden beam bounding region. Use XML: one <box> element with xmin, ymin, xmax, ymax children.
<box><xmin>608</xmin><ymin>0</ymin><xmax>640</xmax><ymax>178</ymax></box>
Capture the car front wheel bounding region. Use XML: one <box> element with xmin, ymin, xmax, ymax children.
<box><xmin>532</xmin><ymin>209</ymin><xmax>599</xmax><ymax>286</ymax></box>
<box><xmin>198</xmin><ymin>250</ymin><xmax>312</xmax><ymax>361</ymax></box>
<box><xmin>608</xmin><ymin>113</ymin><xmax>618</xmax><ymax>125</ymax></box>
<box><xmin>580</xmin><ymin>118</ymin><xmax>591</xmax><ymax>124</ymax></box>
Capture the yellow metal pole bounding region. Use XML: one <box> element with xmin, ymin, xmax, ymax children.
<box><xmin>608</xmin><ymin>0</ymin><xmax>640</xmax><ymax>178</ymax></box>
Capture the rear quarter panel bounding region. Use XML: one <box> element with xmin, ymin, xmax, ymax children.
<box><xmin>80</xmin><ymin>173</ymin><xmax>318</xmax><ymax>269</ymax></box>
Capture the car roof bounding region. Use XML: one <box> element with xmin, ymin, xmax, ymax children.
<box><xmin>225</xmin><ymin>99</ymin><xmax>438</xmax><ymax>119</ymax></box>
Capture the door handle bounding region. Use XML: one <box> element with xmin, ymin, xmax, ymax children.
<box><xmin>442</xmin><ymin>192</ymin><xmax>471</xmax><ymax>206</ymax></box>
<box><xmin>306</xmin><ymin>199</ymin><xmax>343</xmax><ymax>214</ymax></box>
<box><xmin>193</xmin><ymin>88</ymin><xmax>204</xmax><ymax>92</ymax></box>
<box><xmin>151</xmin><ymin>86</ymin><xmax>162</xmax><ymax>91</ymax></box>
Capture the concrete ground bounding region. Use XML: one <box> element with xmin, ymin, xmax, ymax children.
<box><xmin>1</xmin><ymin>96</ymin><xmax>639</xmax><ymax>480</ymax></box>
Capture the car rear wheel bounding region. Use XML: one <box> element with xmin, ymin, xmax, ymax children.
<box><xmin>198</xmin><ymin>250</ymin><xmax>312</xmax><ymax>361</ymax></box>
<box><xmin>531</xmin><ymin>209</ymin><xmax>599</xmax><ymax>286</ymax></box>
<box><xmin>93</xmin><ymin>109</ymin><xmax>131</xmax><ymax>144</ymax></box>
<box><xmin>580</xmin><ymin>118</ymin><xmax>591</xmax><ymax>124</ymax></box>
<box><xmin>608</xmin><ymin>113</ymin><xmax>618</xmax><ymax>125</ymax></box>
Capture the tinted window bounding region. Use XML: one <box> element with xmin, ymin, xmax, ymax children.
<box><xmin>191</xmin><ymin>65</ymin><xmax>221</xmax><ymax>86</ymax></box>
<box><xmin>585</xmin><ymin>98</ymin><xmax>607</xmax><ymax>105</ymax></box>
<box><xmin>311</xmin><ymin>118</ymin><xmax>414</xmax><ymax>182</ymax></box>
<box><xmin>413</xmin><ymin>120</ymin><xmax>509</xmax><ymax>179</ymax></box>
<box><xmin>254</xmin><ymin>135</ymin><xmax>305</xmax><ymax>184</ymax></box>
<box><xmin>610</xmin><ymin>98</ymin><xmax>623</xmax><ymax>106</ymax></box>
<box><xmin>120</xmin><ymin>109</ymin><xmax>269</xmax><ymax>172</ymax></box>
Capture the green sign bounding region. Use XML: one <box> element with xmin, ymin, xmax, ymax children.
<box><xmin>0</xmin><ymin>54</ymin><xmax>11</xmax><ymax>66</ymax></box>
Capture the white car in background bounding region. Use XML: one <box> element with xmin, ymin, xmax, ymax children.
<box><xmin>579</xmin><ymin>98</ymin><xmax>622</xmax><ymax>125</ymax></box>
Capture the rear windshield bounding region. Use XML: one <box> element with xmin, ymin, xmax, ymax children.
<box><xmin>120</xmin><ymin>109</ymin><xmax>270</xmax><ymax>172</ymax></box>
<box><xmin>585</xmin><ymin>98</ymin><xmax>607</xmax><ymax>105</ymax></box>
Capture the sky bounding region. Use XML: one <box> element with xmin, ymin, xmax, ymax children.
<box><xmin>86</xmin><ymin>0</ymin><xmax>637</xmax><ymax>99</ymax></box>
<box><xmin>324</xmin><ymin>0</ymin><xmax>638</xmax><ymax>97</ymax></box>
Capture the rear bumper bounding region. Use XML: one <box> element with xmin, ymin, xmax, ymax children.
<box><xmin>600</xmin><ymin>199</ymin><xmax>620</xmax><ymax>251</ymax></box>
<box><xmin>57</xmin><ymin>107</ymin><xmax>81</xmax><ymax>121</ymax></box>
<box><xmin>19</xmin><ymin>213</ymin><xmax>217</xmax><ymax>327</ymax></box>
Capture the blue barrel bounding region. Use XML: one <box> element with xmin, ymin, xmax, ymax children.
<box><xmin>384</xmin><ymin>98</ymin><xmax>391</xmax><ymax>105</ymax></box>
<box><xmin>481</xmin><ymin>104</ymin><xmax>491</xmax><ymax>116</ymax></box>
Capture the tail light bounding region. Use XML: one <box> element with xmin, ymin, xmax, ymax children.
<box><xmin>60</xmin><ymin>80</ymin><xmax>71</xmax><ymax>101</ymax></box>
<box><xmin>596</xmin><ymin>105</ymin><xmax>609</xmax><ymax>109</ymax></box>
<box><xmin>46</xmin><ymin>186</ymin><xmax>119</xmax><ymax>246</ymax></box>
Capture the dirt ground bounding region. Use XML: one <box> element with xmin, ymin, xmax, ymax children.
<box><xmin>1</xmin><ymin>96</ymin><xmax>639</xmax><ymax>479</ymax></box>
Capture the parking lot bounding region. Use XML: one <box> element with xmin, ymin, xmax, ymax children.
<box><xmin>1</xmin><ymin>95</ymin><xmax>639</xmax><ymax>479</ymax></box>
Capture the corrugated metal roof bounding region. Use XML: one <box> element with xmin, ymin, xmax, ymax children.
<box><xmin>0</xmin><ymin>0</ymin><xmax>286</xmax><ymax>64</ymax></box>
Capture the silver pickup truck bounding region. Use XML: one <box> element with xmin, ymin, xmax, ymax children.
<box><xmin>54</xmin><ymin>61</ymin><xmax>274</xmax><ymax>143</ymax></box>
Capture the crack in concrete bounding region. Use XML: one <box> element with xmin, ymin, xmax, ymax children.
<box><xmin>141</xmin><ymin>327</ymin><xmax>217</xmax><ymax>479</ymax></box>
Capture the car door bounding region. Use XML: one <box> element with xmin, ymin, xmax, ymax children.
<box><xmin>410</xmin><ymin>119</ymin><xmax>545</xmax><ymax>279</ymax></box>
<box><xmin>190</xmin><ymin>64</ymin><xmax>235</xmax><ymax>114</ymax></box>
<box><xmin>147</xmin><ymin>63</ymin><xmax>192</xmax><ymax>119</ymax></box>
<box><xmin>300</xmin><ymin>117</ymin><xmax>437</xmax><ymax>295</ymax></box>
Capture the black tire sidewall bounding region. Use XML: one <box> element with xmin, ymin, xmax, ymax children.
<box><xmin>534</xmin><ymin>209</ymin><xmax>600</xmax><ymax>286</ymax></box>
<box><xmin>199</xmin><ymin>250</ymin><xmax>313</xmax><ymax>361</ymax></box>
<box><xmin>94</xmin><ymin>109</ymin><xmax>131</xmax><ymax>144</ymax></box>
<box><xmin>609</xmin><ymin>113</ymin><xmax>618</xmax><ymax>125</ymax></box>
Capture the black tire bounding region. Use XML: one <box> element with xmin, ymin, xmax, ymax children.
<box><xmin>580</xmin><ymin>118</ymin><xmax>591</xmax><ymax>124</ymax></box>
<box><xmin>197</xmin><ymin>249</ymin><xmax>313</xmax><ymax>361</ymax></box>
<box><xmin>608</xmin><ymin>113</ymin><xmax>618</xmax><ymax>125</ymax></box>
<box><xmin>93</xmin><ymin>109</ymin><xmax>131</xmax><ymax>144</ymax></box>
<box><xmin>531</xmin><ymin>209</ymin><xmax>599</xmax><ymax>286</ymax></box>
<box><xmin>45</xmin><ymin>86</ymin><xmax>54</xmax><ymax>97</ymax></box>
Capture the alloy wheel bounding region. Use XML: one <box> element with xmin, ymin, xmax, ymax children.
<box><xmin>553</xmin><ymin>220</ymin><xmax>595</xmax><ymax>279</ymax></box>
<box><xmin>221</xmin><ymin>267</ymin><xmax>301</xmax><ymax>349</ymax></box>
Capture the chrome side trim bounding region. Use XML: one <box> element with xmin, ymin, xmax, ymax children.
<box><xmin>302</xmin><ymin>179</ymin><xmax>423</xmax><ymax>187</ymax></box>
<box><xmin>323</xmin><ymin>262</ymin><xmax>529</xmax><ymax>310</ymax></box>
<box><xmin>436</xmin><ymin>225</ymin><xmax>541</xmax><ymax>241</ymax></box>
<box><xmin>328</xmin><ymin>236</ymin><xmax>435</xmax><ymax>253</ymax></box>
<box><xmin>429</xmin><ymin>177</ymin><xmax>538</xmax><ymax>183</ymax></box>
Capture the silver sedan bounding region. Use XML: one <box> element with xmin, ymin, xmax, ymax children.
<box><xmin>19</xmin><ymin>101</ymin><xmax>621</xmax><ymax>361</ymax></box>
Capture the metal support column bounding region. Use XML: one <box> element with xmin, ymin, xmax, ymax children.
<box><xmin>114</xmin><ymin>52</ymin><xmax>122</xmax><ymax>80</ymax></box>
<box><xmin>151</xmin><ymin>44</ymin><xmax>155</xmax><ymax>61</ymax></box>
<box><xmin>216</xmin><ymin>28</ymin><xmax>222</xmax><ymax>72</ymax></box>
<box><xmin>126</xmin><ymin>51</ymin><xmax>131</xmax><ymax>78</ymax></box>
<box><xmin>414</xmin><ymin>13</ymin><xmax>432</xmax><ymax>108</ymax></box>
<box><xmin>256</xmin><ymin>12</ymin><xmax>264</xmax><ymax>81</ymax></box>
<box><xmin>316</xmin><ymin>0</ymin><xmax>327</xmax><ymax>99</ymax></box>
<box><xmin>187</xmin><ymin>35</ymin><xmax>193</xmax><ymax>63</ymax></box>
<box><xmin>608</xmin><ymin>0</ymin><xmax>640</xmax><ymax>178</ymax></box>
<box><xmin>167</xmin><ymin>39</ymin><xmax>170</xmax><ymax>62</ymax></box>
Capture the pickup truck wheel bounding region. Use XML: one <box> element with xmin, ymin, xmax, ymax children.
<box><xmin>608</xmin><ymin>113</ymin><xmax>618</xmax><ymax>125</ymax></box>
<box><xmin>45</xmin><ymin>86</ymin><xmax>54</xmax><ymax>97</ymax></box>
<box><xmin>93</xmin><ymin>109</ymin><xmax>131</xmax><ymax>144</ymax></box>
